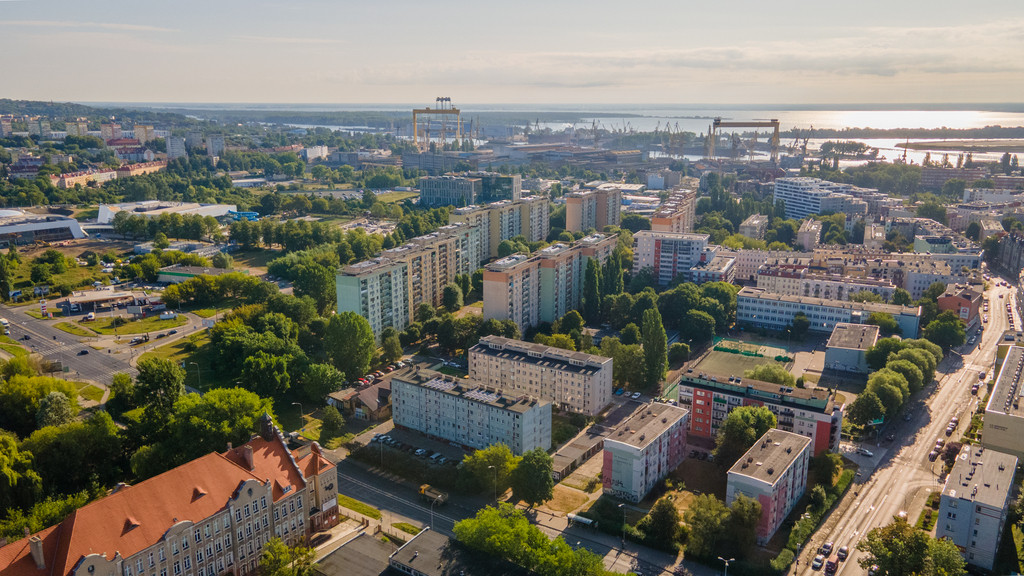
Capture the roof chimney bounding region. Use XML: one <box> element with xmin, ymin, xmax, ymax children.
<box><xmin>242</xmin><ymin>445</ymin><xmax>254</xmax><ymax>470</ymax></box>
<box><xmin>259</xmin><ymin>413</ymin><xmax>274</xmax><ymax>441</ymax></box>
<box><xmin>29</xmin><ymin>535</ymin><xmax>45</xmax><ymax>569</ymax></box>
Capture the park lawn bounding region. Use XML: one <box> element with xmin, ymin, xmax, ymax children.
<box><xmin>190</xmin><ymin>307</ymin><xmax>232</xmax><ymax>319</ymax></box>
<box><xmin>55</xmin><ymin>322</ymin><xmax>97</xmax><ymax>337</ymax></box>
<box><xmin>139</xmin><ymin>333</ymin><xmax>232</xmax><ymax>391</ymax></box>
<box><xmin>84</xmin><ymin>314</ymin><xmax>187</xmax><ymax>335</ymax></box>
<box><xmin>26</xmin><ymin>309</ymin><xmax>65</xmax><ymax>319</ymax></box>
<box><xmin>76</xmin><ymin>383</ymin><xmax>105</xmax><ymax>403</ymax></box>
<box><xmin>542</xmin><ymin>485</ymin><xmax>589</xmax><ymax>515</ymax></box>
<box><xmin>231</xmin><ymin>249</ymin><xmax>280</xmax><ymax>273</ymax></box>
<box><xmin>0</xmin><ymin>335</ymin><xmax>28</xmax><ymax>357</ymax></box>
<box><xmin>376</xmin><ymin>191</ymin><xmax>418</xmax><ymax>204</ymax></box>
<box><xmin>337</xmin><ymin>495</ymin><xmax>381</xmax><ymax>520</ymax></box>
<box><xmin>10</xmin><ymin>263</ymin><xmax>108</xmax><ymax>291</ymax></box>
<box><xmin>393</xmin><ymin>522</ymin><xmax>420</xmax><ymax>535</ymax></box>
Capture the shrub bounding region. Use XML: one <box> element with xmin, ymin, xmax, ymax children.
<box><xmin>770</xmin><ymin>549</ymin><xmax>795</xmax><ymax>573</ymax></box>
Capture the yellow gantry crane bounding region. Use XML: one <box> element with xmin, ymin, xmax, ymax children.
<box><xmin>707</xmin><ymin>117</ymin><xmax>781</xmax><ymax>164</ymax></box>
<box><xmin>412</xmin><ymin>97</ymin><xmax>462</xmax><ymax>151</ymax></box>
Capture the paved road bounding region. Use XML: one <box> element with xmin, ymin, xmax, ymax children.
<box><xmin>796</xmin><ymin>280</ymin><xmax>1018</xmax><ymax>576</ymax></box>
<box><xmin>0</xmin><ymin>302</ymin><xmax>204</xmax><ymax>387</ymax></box>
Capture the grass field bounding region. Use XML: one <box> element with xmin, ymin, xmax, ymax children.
<box><xmin>190</xmin><ymin>307</ymin><xmax>232</xmax><ymax>319</ymax></box>
<box><xmin>26</xmin><ymin>309</ymin><xmax>64</xmax><ymax>319</ymax></box>
<box><xmin>84</xmin><ymin>314</ymin><xmax>187</xmax><ymax>335</ymax></box>
<box><xmin>55</xmin><ymin>322</ymin><xmax>96</xmax><ymax>337</ymax></box>
<box><xmin>541</xmin><ymin>485</ymin><xmax>589</xmax><ymax>515</ymax></box>
<box><xmin>10</xmin><ymin>263</ymin><xmax>108</xmax><ymax>293</ymax></box>
<box><xmin>392</xmin><ymin>522</ymin><xmax>420</xmax><ymax>535</ymax></box>
<box><xmin>337</xmin><ymin>494</ymin><xmax>381</xmax><ymax>520</ymax></box>
<box><xmin>76</xmin><ymin>383</ymin><xmax>105</xmax><ymax>403</ymax></box>
<box><xmin>139</xmin><ymin>333</ymin><xmax>229</xmax><ymax>391</ymax></box>
<box><xmin>694</xmin><ymin>350</ymin><xmax>785</xmax><ymax>378</ymax></box>
<box><xmin>376</xmin><ymin>191</ymin><xmax>418</xmax><ymax>204</ymax></box>
<box><xmin>231</xmin><ymin>249</ymin><xmax>280</xmax><ymax>273</ymax></box>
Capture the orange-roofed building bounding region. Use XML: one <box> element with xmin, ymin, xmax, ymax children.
<box><xmin>0</xmin><ymin>415</ymin><xmax>338</xmax><ymax>576</ymax></box>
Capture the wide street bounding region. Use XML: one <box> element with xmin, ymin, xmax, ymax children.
<box><xmin>0</xmin><ymin>300</ymin><xmax>205</xmax><ymax>387</ymax></box>
<box><xmin>795</xmin><ymin>279</ymin><xmax>1020</xmax><ymax>576</ymax></box>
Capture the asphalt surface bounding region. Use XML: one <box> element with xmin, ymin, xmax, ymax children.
<box><xmin>795</xmin><ymin>280</ymin><xmax>1019</xmax><ymax>576</ymax></box>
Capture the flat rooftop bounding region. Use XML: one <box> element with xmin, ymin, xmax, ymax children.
<box><xmin>393</xmin><ymin>369</ymin><xmax>548</xmax><ymax>414</ymax></box>
<box><xmin>606</xmin><ymin>403</ymin><xmax>688</xmax><ymax>449</ymax></box>
<box><xmin>486</xmin><ymin>254</ymin><xmax>531</xmax><ymax>271</ymax></box>
<box><xmin>986</xmin><ymin>345</ymin><xmax>1024</xmax><ymax>417</ymax></box>
<box><xmin>315</xmin><ymin>532</ymin><xmax>396</xmax><ymax>576</ymax></box>
<box><xmin>944</xmin><ymin>444</ymin><xmax>1017</xmax><ymax>508</ymax></box>
<box><xmin>389</xmin><ymin>528</ymin><xmax>531</xmax><ymax>576</ymax></box>
<box><xmin>827</xmin><ymin>323</ymin><xmax>880</xmax><ymax>351</ymax></box>
<box><xmin>729</xmin><ymin>429</ymin><xmax>811</xmax><ymax>484</ymax></box>
<box><xmin>737</xmin><ymin>286</ymin><xmax>919</xmax><ymax>316</ymax></box>
<box><xmin>472</xmin><ymin>335</ymin><xmax>611</xmax><ymax>372</ymax></box>
<box><xmin>680</xmin><ymin>373</ymin><xmax>836</xmax><ymax>413</ymax></box>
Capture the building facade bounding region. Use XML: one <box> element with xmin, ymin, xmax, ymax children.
<box><xmin>737</xmin><ymin>286</ymin><xmax>922</xmax><ymax>337</ymax></box>
<box><xmin>565</xmin><ymin>188</ymin><xmax>622</xmax><ymax>232</ymax></box>
<box><xmin>773</xmin><ymin>178</ymin><xmax>867</xmax><ymax>220</ymax></box>
<box><xmin>982</xmin><ymin>346</ymin><xmax>1024</xmax><ymax>459</ymax></box>
<box><xmin>651</xmin><ymin>189</ymin><xmax>697</xmax><ymax>234</ymax></box>
<box><xmin>824</xmin><ymin>323</ymin><xmax>880</xmax><ymax>373</ymax></box>
<box><xmin>418</xmin><ymin>176</ymin><xmax>482</xmax><ymax>208</ymax></box>
<box><xmin>631</xmin><ymin>231</ymin><xmax>711</xmax><ymax>286</ymax></box>
<box><xmin>391</xmin><ymin>369</ymin><xmax>551</xmax><ymax>454</ymax></box>
<box><xmin>738</xmin><ymin>214</ymin><xmax>769</xmax><ymax>240</ymax></box>
<box><xmin>468</xmin><ymin>335</ymin><xmax>613</xmax><ymax>416</ymax></box>
<box><xmin>726</xmin><ymin>429</ymin><xmax>811</xmax><ymax>544</ymax></box>
<box><xmin>336</xmin><ymin>258</ymin><xmax>410</xmax><ymax>338</ymax></box>
<box><xmin>937</xmin><ymin>283</ymin><xmax>983</xmax><ymax>331</ymax></box>
<box><xmin>677</xmin><ymin>373</ymin><xmax>843</xmax><ymax>456</ymax></box>
<box><xmin>602</xmin><ymin>403</ymin><xmax>689</xmax><ymax>502</ymax></box>
<box><xmin>935</xmin><ymin>445</ymin><xmax>1017</xmax><ymax>571</ymax></box>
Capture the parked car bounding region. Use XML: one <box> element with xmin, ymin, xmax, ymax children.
<box><xmin>414</xmin><ymin>448</ymin><xmax>427</xmax><ymax>457</ymax></box>
<box><xmin>856</xmin><ymin>448</ymin><xmax>874</xmax><ymax>457</ymax></box>
<box><xmin>614</xmin><ymin>388</ymin><xmax>624</xmax><ymax>395</ymax></box>
<box><xmin>928</xmin><ymin>450</ymin><xmax>939</xmax><ymax>461</ymax></box>
<box><xmin>631</xmin><ymin>392</ymin><xmax>642</xmax><ymax>400</ymax></box>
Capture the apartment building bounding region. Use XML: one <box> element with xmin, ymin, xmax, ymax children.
<box><xmin>167</xmin><ymin>137</ymin><xmax>188</xmax><ymax>160</ymax></box>
<box><xmin>206</xmin><ymin>135</ymin><xmax>226</xmax><ymax>157</ymax></box>
<box><xmin>466</xmin><ymin>171</ymin><xmax>522</xmax><ymax>202</ymax></box>
<box><xmin>935</xmin><ymin>445</ymin><xmax>1017</xmax><ymax>571</ymax></box>
<box><xmin>755</xmin><ymin>265</ymin><xmax>897</xmax><ymax>302</ymax></box>
<box><xmin>651</xmin><ymin>189</ymin><xmax>697</xmax><ymax>234</ymax></box>
<box><xmin>565</xmin><ymin>188</ymin><xmax>622</xmax><ymax>232</ymax></box>
<box><xmin>738</xmin><ymin>214</ymin><xmax>769</xmax><ymax>240</ymax></box>
<box><xmin>937</xmin><ymin>283</ymin><xmax>983</xmax><ymax>330</ymax></box>
<box><xmin>631</xmin><ymin>230</ymin><xmax>718</xmax><ymax>286</ymax></box>
<box><xmin>677</xmin><ymin>373</ymin><xmax>842</xmax><ymax>455</ymax></box>
<box><xmin>391</xmin><ymin>368</ymin><xmax>551</xmax><ymax>454</ymax></box>
<box><xmin>737</xmin><ymin>286</ymin><xmax>922</xmax><ymax>337</ymax></box>
<box><xmin>797</xmin><ymin>219</ymin><xmax>822</xmax><ymax>250</ymax></box>
<box><xmin>468</xmin><ymin>335</ymin><xmax>613</xmax><ymax>416</ymax></box>
<box><xmin>418</xmin><ymin>175</ymin><xmax>482</xmax><ymax>208</ymax></box>
<box><xmin>0</xmin><ymin>416</ymin><xmax>338</xmax><ymax>576</ymax></box>
<box><xmin>100</xmin><ymin>123</ymin><xmax>122</xmax><ymax>142</ymax></box>
<box><xmin>982</xmin><ymin>346</ymin><xmax>1024</xmax><ymax>459</ymax></box>
<box><xmin>481</xmin><ymin>234</ymin><xmax>615</xmax><ymax>331</ymax></box>
<box><xmin>920</xmin><ymin>166</ymin><xmax>987</xmax><ymax>190</ymax></box>
<box><xmin>448</xmin><ymin>196</ymin><xmax>549</xmax><ymax>258</ymax></box>
<box><xmin>773</xmin><ymin>178</ymin><xmax>868</xmax><ymax>220</ymax></box>
<box><xmin>336</xmin><ymin>257</ymin><xmax>410</xmax><ymax>338</ymax></box>
<box><xmin>727</xmin><ymin>429</ymin><xmax>811</xmax><ymax>544</ymax></box>
<box><xmin>997</xmin><ymin>233</ymin><xmax>1024</xmax><ymax>275</ymax></box>
<box><xmin>602</xmin><ymin>403</ymin><xmax>689</xmax><ymax>502</ymax></box>
<box><xmin>66</xmin><ymin>121</ymin><xmax>89</xmax><ymax>137</ymax></box>
<box><xmin>134</xmin><ymin>125</ymin><xmax>156</xmax><ymax>144</ymax></box>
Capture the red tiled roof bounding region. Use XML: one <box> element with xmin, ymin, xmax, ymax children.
<box><xmin>222</xmin><ymin>437</ymin><xmax>305</xmax><ymax>501</ymax></box>
<box><xmin>0</xmin><ymin>453</ymin><xmax>261</xmax><ymax>576</ymax></box>
<box><xmin>296</xmin><ymin>445</ymin><xmax>334</xmax><ymax>478</ymax></box>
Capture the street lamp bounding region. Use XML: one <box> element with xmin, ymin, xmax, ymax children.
<box><xmin>488</xmin><ymin>465</ymin><xmax>498</xmax><ymax>501</ymax></box>
<box><xmin>292</xmin><ymin>402</ymin><xmax>303</xmax><ymax>432</ymax></box>
<box><xmin>189</xmin><ymin>361</ymin><xmax>201</xmax><ymax>389</ymax></box>
<box><xmin>617</xmin><ymin>503</ymin><xmax>626</xmax><ymax>547</ymax></box>
<box><xmin>718</xmin><ymin>557</ymin><xmax>735</xmax><ymax>576</ymax></box>
<box><xmin>430</xmin><ymin>495</ymin><xmax>441</xmax><ymax>529</ymax></box>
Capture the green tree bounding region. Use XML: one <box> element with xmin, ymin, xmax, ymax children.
<box><xmin>635</xmin><ymin>496</ymin><xmax>683</xmax><ymax>551</ymax></box>
<box><xmin>0</xmin><ymin>376</ymin><xmax>80</xmax><ymax>438</ymax></box>
<box><xmin>892</xmin><ymin>347</ymin><xmax>937</xmax><ymax>385</ymax></box>
<box><xmin>856</xmin><ymin>518</ymin><xmax>931</xmax><ymax>576</ymax></box>
<box><xmin>382</xmin><ymin>330</ymin><xmax>403</xmax><ymax>364</ymax></box>
<box><xmin>326</xmin><ymin>312</ymin><xmax>375</xmax><ymax>381</ymax></box>
<box><xmin>510</xmin><ymin>448</ymin><xmax>554</xmax><ymax>508</ymax></box>
<box><xmin>319</xmin><ymin>405</ymin><xmax>345</xmax><ymax>440</ymax></box>
<box><xmin>212</xmin><ymin>251</ymin><xmax>233</xmax><ymax>269</ymax></box>
<box><xmin>620</xmin><ymin>323</ymin><xmax>641</xmax><ymax>345</ymax></box>
<box><xmin>0</xmin><ymin>431</ymin><xmax>42</xmax><ymax>513</ymax></box>
<box><xmin>922</xmin><ymin>311</ymin><xmax>966</xmax><ymax>351</ymax></box>
<box><xmin>442</xmin><ymin>283</ymin><xmax>464</xmax><ymax>311</ymax></box>
<box><xmin>744</xmin><ymin>363</ymin><xmax>795</xmax><ymax>387</ymax></box>
<box><xmin>683</xmin><ymin>494</ymin><xmax>729</xmax><ymax>560</ymax></box>
<box><xmin>668</xmin><ymin>342</ymin><xmax>690</xmax><ymax>364</ymax></box>
<box><xmin>460</xmin><ymin>443</ymin><xmax>520</xmax><ymax>494</ymax></box>
<box><xmin>258</xmin><ymin>538</ymin><xmax>317</xmax><ymax>576</ymax></box>
<box><xmin>916</xmin><ymin>201</ymin><xmax>948</xmax><ymax>225</ymax></box>
<box><xmin>724</xmin><ymin>494</ymin><xmax>762</xmax><ymax>557</ymax></box>
<box><xmin>35</xmin><ymin>390</ymin><xmax>73</xmax><ymax>428</ymax></box>
<box><xmin>293</xmin><ymin>263</ymin><xmax>336</xmax><ymax>315</ymax></box>
<box><xmin>602</xmin><ymin>253</ymin><xmax>624</xmax><ymax>297</ymax></box>
<box><xmin>300</xmin><ymin>363</ymin><xmax>345</xmax><ymax>402</ymax></box>
<box><xmin>790</xmin><ymin>312</ymin><xmax>810</xmax><ymax>339</ymax></box>
<box><xmin>29</xmin><ymin>262</ymin><xmax>52</xmax><ymax>284</ymax></box>
<box><xmin>22</xmin><ymin>412</ymin><xmax>123</xmax><ymax>497</ymax></box>
<box><xmin>847</xmin><ymin>390</ymin><xmax>885</xmax><ymax>425</ymax></box>
<box><xmin>415</xmin><ymin>302</ymin><xmax>436</xmax><ymax>323</ymax></box>
<box><xmin>712</xmin><ymin>406</ymin><xmax>777</xmax><ymax>466</ymax></box>
<box><xmin>135</xmin><ymin>357</ymin><xmax>186</xmax><ymax>420</ymax></box>
<box><xmin>0</xmin><ymin>256</ymin><xmax>12</xmax><ymax>302</ymax></box>
<box><xmin>885</xmin><ymin>359</ymin><xmax>925</xmax><ymax>394</ymax></box>
<box><xmin>152</xmin><ymin>231</ymin><xmax>170</xmax><ymax>250</ymax></box>
<box><xmin>106</xmin><ymin>372</ymin><xmax>137</xmax><ymax>416</ymax></box>
<box><xmin>583</xmin><ymin>258</ymin><xmax>602</xmax><ymax>323</ymax></box>
<box><xmin>965</xmin><ymin>221</ymin><xmax>982</xmax><ymax>241</ymax></box>
<box><xmin>926</xmin><ymin>535</ymin><xmax>967</xmax><ymax>576</ymax></box>
<box><xmin>850</xmin><ymin>290</ymin><xmax>884</xmax><ymax>303</ymax></box>
<box><xmin>866</xmin><ymin>337</ymin><xmax>906</xmax><ymax>371</ymax></box>
<box><xmin>641</xmin><ymin>308</ymin><xmax>668</xmax><ymax>388</ymax></box>
<box><xmin>241</xmin><ymin>351</ymin><xmax>290</xmax><ymax>397</ymax></box>
<box><xmin>891</xmin><ymin>288</ymin><xmax>912</xmax><ymax>306</ymax></box>
<box><xmin>867</xmin><ymin>312</ymin><xmax>901</xmax><ymax>336</ymax></box>
<box><xmin>680</xmin><ymin>309</ymin><xmax>715</xmax><ymax>343</ymax></box>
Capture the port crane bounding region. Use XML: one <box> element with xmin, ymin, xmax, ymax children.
<box><xmin>706</xmin><ymin>117</ymin><xmax>781</xmax><ymax>164</ymax></box>
<box><xmin>412</xmin><ymin>97</ymin><xmax>462</xmax><ymax>152</ymax></box>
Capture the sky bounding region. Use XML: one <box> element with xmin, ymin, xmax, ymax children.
<box><xmin>1</xmin><ymin>0</ymin><xmax>1023</xmax><ymax>106</ymax></box>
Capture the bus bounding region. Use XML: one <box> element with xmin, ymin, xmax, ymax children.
<box><xmin>0</xmin><ymin>318</ymin><xmax>9</xmax><ymax>335</ymax></box>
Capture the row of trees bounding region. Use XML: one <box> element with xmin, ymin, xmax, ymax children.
<box><xmin>848</xmin><ymin>337</ymin><xmax>943</xmax><ymax>426</ymax></box>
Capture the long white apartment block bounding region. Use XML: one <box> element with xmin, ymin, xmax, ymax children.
<box><xmin>737</xmin><ymin>286</ymin><xmax>921</xmax><ymax>336</ymax></box>
<box><xmin>468</xmin><ymin>335</ymin><xmax>613</xmax><ymax>416</ymax></box>
<box><xmin>391</xmin><ymin>368</ymin><xmax>551</xmax><ymax>455</ymax></box>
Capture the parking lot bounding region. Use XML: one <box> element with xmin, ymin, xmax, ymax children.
<box><xmin>370</xmin><ymin>427</ymin><xmax>467</xmax><ymax>469</ymax></box>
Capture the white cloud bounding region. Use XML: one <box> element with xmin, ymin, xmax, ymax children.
<box><xmin>0</xmin><ymin>19</ymin><xmax>176</xmax><ymax>33</ymax></box>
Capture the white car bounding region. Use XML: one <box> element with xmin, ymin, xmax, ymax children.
<box><xmin>630</xmin><ymin>392</ymin><xmax>642</xmax><ymax>400</ymax></box>
<box><xmin>812</xmin><ymin>554</ymin><xmax>825</xmax><ymax>570</ymax></box>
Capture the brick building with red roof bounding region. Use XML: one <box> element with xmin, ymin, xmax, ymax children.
<box><xmin>0</xmin><ymin>415</ymin><xmax>337</xmax><ymax>576</ymax></box>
